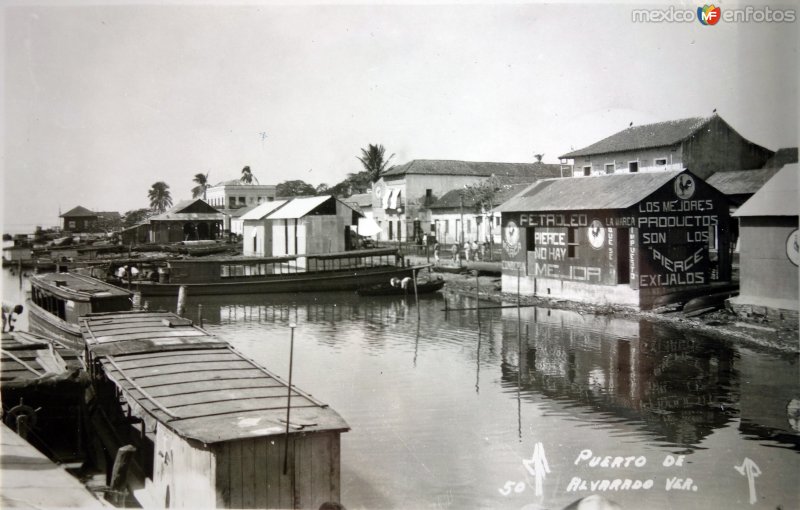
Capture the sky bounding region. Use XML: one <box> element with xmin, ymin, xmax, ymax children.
<box><xmin>2</xmin><ymin>1</ymin><xmax>798</xmax><ymax>232</ymax></box>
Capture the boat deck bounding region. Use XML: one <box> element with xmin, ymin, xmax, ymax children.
<box><xmin>0</xmin><ymin>423</ymin><xmax>110</xmax><ymax>508</ymax></box>
<box><xmin>81</xmin><ymin>311</ymin><xmax>349</xmax><ymax>444</ymax></box>
<box><xmin>1</xmin><ymin>331</ymin><xmax>83</xmax><ymax>387</ymax></box>
<box><xmin>30</xmin><ymin>272</ymin><xmax>131</xmax><ymax>299</ymax></box>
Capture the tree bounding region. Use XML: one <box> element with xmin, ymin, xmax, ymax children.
<box><xmin>123</xmin><ymin>208</ymin><xmax>154</xmax><ymax>228</ymax></box>
<box><xmin>461</xmin><ymin>176</ymin><xmax>502</xmax><ymax>259</ymax></box>
<box><xmin>276</xmin><ymin>180</ymin><xmax>317</xmax><ymax>197</ymax></box>
<box><xmin>148</xmin><ymin>181</ymin><xmax>173</xmax><ymax>213</ymax></box>
<box><xmin>315</xmin><ymin>183</ymin><xmax>330</xmax><ymax>195</ymax></box>
<box><xmin>192</xmin><ymin>172</ymin><xmax>210</xmax><ymax>200</ymax></box>
<box><xmin>240</xmin><ymin>165</ymin><xmax>258</xmax><ymax>184</ymax></box>
<box><xmin>357</xmin><ymin>144</ymin><xmax>395</xmax><ymax>183</ymax></box>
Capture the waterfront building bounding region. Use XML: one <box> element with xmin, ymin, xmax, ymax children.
<box><xmin>428</xmin><ymin>182</ymin><xmax>530</xmax><ymax>246</ymax></box>
<box><xmin>204</xmin><ymin>179</ymin><xmax>277</xmax><ymax>209</ymax></box>
<box><xmin>559</xmin><ymin>114</ymin><xmax>773</xmax><ymax>180</ymax></box>
<box><xmin>241</xmin><ymin>195</ymin><xmax>362</xmax><ymax>259</ymax></box>
<box><xmin>148</xmin><ymin>199</ymin><xmax>224</xmax><ymax>243</ymax></box>
<box><xmin>60</xmin><ymin>206</ymin><xmax>121</xmax><ymax>233</ymax></box>
<box><xmin>371</xmin><ymin>159</ymin><xmax>562</xmax><ymax>243</ymax></box>
<box><xmin>728</xmin><ymin>163</ymin><xmax>799</xmax><ymax>320</ymax></box>
<box><xmin>496</xmin><ymin>169</ymin><xmax>732</xmax><ymax>309</ymax></box>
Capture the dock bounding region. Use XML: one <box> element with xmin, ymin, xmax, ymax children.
<box><xmin>1</xmin><ymin>422</ymin><xmax>110</xmax><ymax>508</ymax></box>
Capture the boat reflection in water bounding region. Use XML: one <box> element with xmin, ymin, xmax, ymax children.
<box><xmin>144</xmin><ymin>290</ymin><xmax>798</xmax><ymax>509</ymax></box>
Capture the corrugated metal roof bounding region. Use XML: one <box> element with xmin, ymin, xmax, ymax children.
<box><xmin>382</xmin><ymin>160</ymin><xmax>563</xmax><ymax>179</ymax></box>
<box><xmin>239</xmin><ymin>200</ymin><xmax>288</xmax><ymax>221</ymax></box>
<box><xmin>560</xmin><ymin>116</ymin><xmax>711</xmax><ymax>158</ymax></box>
<box><xmin>706</xmin><ymin>168</ymin><xmax>780</xmax><ymax>196</ymax></box>
<box><xmin>496</xmin><ymin>171</ymin><xmax>683</xmax><ymax>212</ymax></box>
<box><xmin>81</xmin><ymin>311</ymin><xmax>349</xmax><ymax>443</ymax></box>
<box><xmin>734</xmin><ymin>163</ymin><xmax>798</xmax><ymax>217</ymax></box>
<box><xmin>266</xmin><ymin>195</ymin><xmax>331</xmax><ymax>220</ymax></box>
<box><xmin>32</xmin><ymin>272</ymin><xmax>132</xmax><ymax>300</ymax></box>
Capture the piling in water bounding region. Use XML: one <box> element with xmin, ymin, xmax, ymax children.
<box><xmin>284</xmin><ymin>323</ymin><xmax>296</xmax><ymax>475</ymax></box>
<box><xmin>177</xmin><ymin>286</ymin><xmax>187</xmax><ymax>317</ymax></box>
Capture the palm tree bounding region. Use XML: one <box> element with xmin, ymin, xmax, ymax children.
<box><xmin>240</xmin><ymin>165</ymin><xmax>259</xmax><ymax>184</ymax></box>
<box><xmin>357</xmin><ymin>144</ymin><xmax>395</xmax><ymax>183</ymax></box>
<box><xmin>148</xmin><ymin>181</ymin><xmax>173</xmax><ymax>213</ymax></box>
<box><xmin>192</xmin><ymin>172</ymin><xmax>210</xmax><ymax>200</ymax></box>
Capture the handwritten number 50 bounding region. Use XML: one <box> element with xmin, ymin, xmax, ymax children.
<box><xmin>498</xmin><ymin>480</ymin><xmax>526</xmax><ymax>496</ymax></box>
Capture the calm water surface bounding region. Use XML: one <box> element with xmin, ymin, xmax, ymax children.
<box><xmin>3</xmin><ymin>269</ymin><xmax>799</xmax><ymax>509</ymax></box>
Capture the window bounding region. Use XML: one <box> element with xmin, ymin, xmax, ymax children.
<box><xmin>68</xmin><ymin>221</ymin><xmax>76</xmax><ymax>228</ymax></box>
<box><xmin>466</xmin><ymin>219</ymin><xmax>472</xmax><ymax>233</ymax></box>
<box><xmin>583</xmin><ymin>166</ymin><xmax>591</xmax><ymax>176</ymax></box>
<box><xmin>628</xmin><ymin>161</ymin><xmax>639</xmax><ymax>173</ymax></box>
<box><xmin>604</xmin><ymin>163</ymin><xmax>615</xmax><ymax>174</ymax></box>
<box><xmin>655</xmin><ymin>158</ymin><xmax>667</xmax><ymax>166</ymax></box>
<box><xmin>495</xmin><ymin>216</ymin><xmax>501</xmax><ymax>227</ymax></box>
<box><xmin>425</xmin><ymin>189</ymin><xmax>433</xmax><ymax>203</ymax></box>
<box><xmin>238</xmin><ymin>197</ymin><xmax>246</xmax><ymax>205</ymax></box>
<box><xmin>567</xmin><ymin>227</ymin><xmax>578</xmax><ymax>258</ymax></box>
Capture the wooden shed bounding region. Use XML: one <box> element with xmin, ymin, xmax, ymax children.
<box><xmin>81</xmin><ymin>311</ymin><xmax>349</xmax><ymax>509</ymax></box>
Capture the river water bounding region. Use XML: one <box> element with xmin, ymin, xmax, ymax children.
<box><xmin>2</xmin><ymin>268</ymin><xmax>799</xmax><ymax>509</ymax></box>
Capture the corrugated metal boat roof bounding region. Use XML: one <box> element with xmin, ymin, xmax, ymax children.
<box><xmin>81</xmin><ymin>311</ymin><xmax>349</xmax><ymax>443</ymax></box>
<box><xmin>496</xmin><ymin>170</ymin><xmax>682</xmax><ymax>212</ymax></box>
<box><xmin>32</xmin><ymin>272</ymin><xmax>132</xmax><ymax>299</ymax></box>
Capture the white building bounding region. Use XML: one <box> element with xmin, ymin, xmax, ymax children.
<box><xmin>205</xmin><ymin>179</ymin><xmax>277</xmax><ymax>209</ymax></box>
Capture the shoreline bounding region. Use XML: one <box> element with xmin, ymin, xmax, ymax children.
<box><xmin>426</xmin><ymin>266</ymin><xmax>799</xmax><ymax>355</ymax></box>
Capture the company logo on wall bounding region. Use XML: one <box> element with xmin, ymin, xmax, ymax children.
<box><xmin>588</xmin><ymin>219</ymin><xmax>606</xmax><ymax>250</ymax></box>
<box><xmin>787</xmin><ymin>229</ymin><xmax>799</xmax><ymax>266</ymax></box>
<box><xmin>674</xmin><ymin>174</ymin><xmax>695</xmax><ymax>200</ymax></box>
<box><xmin>503</xmin><ymin>220</ymin><xmax>521</xmax><ymax>258</ymax></box>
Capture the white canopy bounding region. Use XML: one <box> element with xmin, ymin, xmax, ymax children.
<box><xmin>356</xmin><ymin>217</ymin><xmax>382</xmax><ymax>237</ymax></box>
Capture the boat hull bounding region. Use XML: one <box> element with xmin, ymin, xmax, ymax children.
<box><xmin>27</xmin><ymin>302</ymin><xmax>85</xmax><ymax>350</ymax></box>
<box><xmin>133</xmin><ymin>265</ymin><xmax>423</xmax><ymax>297</ymax></box>
<box><xmin>357</xmin><ymin>279</ymin><xmax>445</xmax><ymax>296</ymax></box>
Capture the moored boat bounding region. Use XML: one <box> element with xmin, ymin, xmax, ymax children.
<box><xmin>357</xmin><ymin>276</ymin><xmax>446</xmax><ymax>296</ymax></box>
<box><xmin>27</xmin><ymin>272</ymin><xmax>133</xmax><ymax>349</ymax></box>
<box><xmin>80</xmin><ymin>310</ymin><xmax>349</xmax><ymax>509</ymax></box>
<box><xmin>130</xmin><ymin>247</ymin><xmax>424</xmax><ymax>297</ymax></box>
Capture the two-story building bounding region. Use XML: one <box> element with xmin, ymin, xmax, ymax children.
<box><xmin>372</xmin><ymin>160</ymin><xmax>563</xmax><ymax>242</ymax></box>
<box><xmin>559</xmin><ymin>114</ymin><xmax>773</xmax><ymax>180</ymax></box>
<box><xmin>205</xmin><ymin>179</ymin><xmax>277</xmax><ymax>209</ymax></box>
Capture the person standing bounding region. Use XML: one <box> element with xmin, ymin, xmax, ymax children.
<box><xmin>471</xmin><ymin>240</ymin><xmax>479</xmax><ymax>261</ymax></box>
<box><xmin>451</xmin><ymin>243</ymin><xmax>458</xmax><ymax>264</ymax></box>
<box><xmin>433</xmin><ymin>242</ymin><xmax>440</xmax><ymax>265</ymax></box>
<box><xmin>463</xmin><ymin>240</ymin><xmax>471</xmax><ymax>263</ymax></box>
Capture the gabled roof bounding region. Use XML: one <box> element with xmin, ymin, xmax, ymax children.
<box><xmin>96</xmin><ymin>211</ymin><xmax>122</xmax><ymax>220</ymax></box>
<box><xmin>497</xmin><ymin>171</ymin><xmax>683</xmax><ymax>212</ymax></box>
<box><xmin>345</xmin><ymin>193</ymin><xmax>373</xmax><ymax>208</ymax></box>
<box><xmin>239</xmin><ymin>200</ymin><xmax>289</xmax><ymax>221</ymax></box>
<box><xmin>560</xmin><ymin>116</ymin><xmax>712</xmax><ymax>159</ymax></box>
<box><xmin>763</xmin><ymin>147</ymin><xmax>798</xmax><ymax>168</ymax></box>
<box><xmin>60</xmin><ymin>206</ymin><xmax>96</xmax><ymax>218</ymax></box>
<box><xmin>706</xmin><ymin>168</ymin><xmax>780</xmax><ymax>196</ymax></box>
<box><xmin>382</xmin><ymin>160</ymin><xmax>563</xmax><ymax>180</ymax></box>
<box><xmin>430</xmin><ymin>183</ymin><xmax>532</xmax><ymax>210</ymax></box>
<box><xmin>734</xmin><ymin>163</ymin><xmax>798</xmax><ymax>217</ymax></box>
<box><xmin>149</xmin><ymin>199</ymin><xmax>223</xmax><ymax>221</ymax></box>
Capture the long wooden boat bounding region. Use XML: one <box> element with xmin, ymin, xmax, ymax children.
<box><xmin>130</xmin><ymin>247</ymin><xmax>424</xmax><ymax>297</ymax></box>
<box><xmin>80</xmin><ymin>311</ymin><xmax>349</xmax><ymax>509</ymax></box>
<box><xmin>1</xmin><ymin>331</ymin><xmax>88</xmax><ymax>464</ymax></box>
<box><xmin>357</xmin><ymin>278</ymin><xmax>446</xmax><ymax>296</ymax></box>
<box><xmin>27</xmin><ymin>272</ymin><xmax>133</xmax><ymax>349</ymax></box>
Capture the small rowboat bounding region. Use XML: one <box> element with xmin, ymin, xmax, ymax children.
<box><xmin>357</xmin><ymin>278</ymin><xmax>445</xmax><ymax>296</ymax></box>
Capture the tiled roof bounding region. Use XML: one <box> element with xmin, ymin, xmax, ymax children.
<box><xmin>496</xmin><ymin>171</ymin><xmax>683</xmax><ymax>212</ymax></box>
<box><xmin>346</xmin><ymin>193</ymin><xmax>373</xmax><ymax>208</ymax></box>
<box><xmin>560</xmin><ymin>116</ymin><xmax>711</xmax><ymax>158</ymax></box>
<box><xmin>60</xmin><ymin>206</ymin><xmax>95</xmax><ymax>218</ymax></box>
<box><xmin>734</xmin><ymin>163</ymin><xmax>798</xmax><ymax>217</ymax></box>
<box><xmin>763</xmin><ymin>147</ymin><xmax>798</xmax><ymax>168</ymax></box>
<box><xmin>706</xmin><ymin>168</ymin><xmax>780</xmax><ymax>196</ymax></box>
<box><xmin>382</xmin><ymin>160</ymin><xmax>563</xmax><ymax>179</ymax></box>
<box><xmin>430</xmin><ymin>183</ymin><xmax>532</xmax><ymax>210</ymax></box>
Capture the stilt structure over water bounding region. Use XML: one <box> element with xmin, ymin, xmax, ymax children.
<box><xmin>80</xmin><ymin>311</ymin><xmax>349</xmax><ymax>509</ymax></box>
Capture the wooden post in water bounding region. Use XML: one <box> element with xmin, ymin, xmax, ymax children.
<box><xmin>17</xmin><ymin>259</ymin><xmax>22</xmax><ymax>288</ymax></box>
<box><xmin>475</xmin><ymin>272</ymin><xmax>481</xmax><ymax>327</ymax></box>
<box><xmin>283</xmin><ymin>323</ymin><xmax>296</xmax><ymax>475</ymax></box>
<box><xmin>177</xmin><ymin>286</ymin><xmax>187</xmax><ymax>317</ymax></box>
<box><xmin>109</xmin><ymin>445</ymin><xmax>136</xmax><ymax>506</ymax></box>
<box><xmin>412</xmin><ymin>269</ymin><xmax>420</xmax><ymax>320</ymax></box>
<box><xmin>198</xmin><ymin>304</ymin><xmax>203</xmax><ymax>328</ymax></box>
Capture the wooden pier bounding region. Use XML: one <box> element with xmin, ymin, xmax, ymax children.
<box><xmin>1</xmin><ymin>422</ymin><xmax>110</xmax><ymax>508</ymax></box>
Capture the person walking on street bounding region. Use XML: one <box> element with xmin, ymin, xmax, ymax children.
<box><xmin>433</xmin><ymin>242</ymin><xmax>440</xmax><ymax>265</ymax></box>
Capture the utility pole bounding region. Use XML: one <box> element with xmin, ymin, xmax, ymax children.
<box><xmin>459</xmin><ymin>193</ymin><xmax>465</xmax><ymax>247</ymax></box>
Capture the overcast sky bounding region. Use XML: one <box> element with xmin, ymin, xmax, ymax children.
<box><xmin>2</xmin><ymin>1</ymin><xmax>798</xmax><ymax>232</ymax></box>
